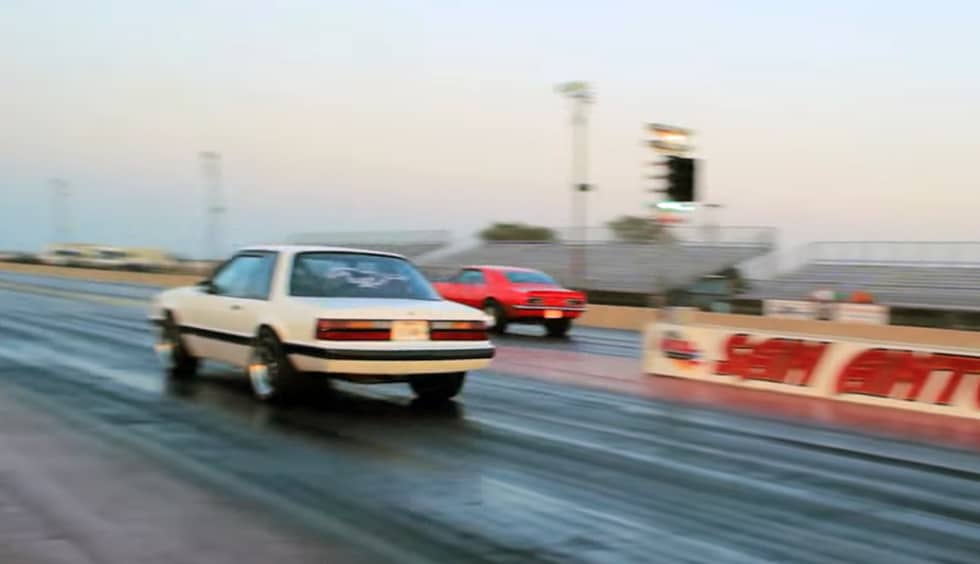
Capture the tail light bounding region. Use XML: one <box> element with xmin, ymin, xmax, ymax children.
<box><xmin>316</xmin><ymin>319</ymin><xmax>391</xmax><ymax>341</ymax></box>
<box><xmin>566</xmin><ymin>298</ymin><xmax>585</xmax><ymax>307</ymax></box>
<box><xmin>527</xmin><ymin>297</ymin><xmax>544</xmax><ymax>306</ymax></box>
<box><xmin>430</xmin><ymin>320</ymin><xmax>488</xmax><ymax>341</ymax></box>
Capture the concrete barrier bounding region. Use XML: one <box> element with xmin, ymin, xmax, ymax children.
<box><xmin>577</xmin><ymin>305</ymin><xmax>659</xmax><ymax>331</ymax></box>
<box><xmin>691</xmin><ymin>311</ymin><xmax>980</xmax><ymax>349</ymax></box>
<box><xmin>645</xmin><ymin>316</ymin><xmax>980</xmax><ymax>419</ymax></box>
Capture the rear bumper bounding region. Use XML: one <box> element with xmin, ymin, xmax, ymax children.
<box><xmin>285</xmin><ymin>343</ymin><xmax>495</xmax><ymax>377</ymax></box>
<box><xmin>508</xmin><ymin>305</ymin><xmax>586</xmax><ymax>320</ymax></box>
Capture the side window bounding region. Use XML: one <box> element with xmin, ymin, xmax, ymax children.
<box><xmin>210</xmin><ymin>256</ymin><xmax>250</xmax><ymax>296</ymax></box>
<box><xmin>459</xmin><ymin>270</ymin><xmax>486</xmax><ymax>285</ymax></box>
<box><xmin>243</xmin><ymin>254</ymin><xmax>277</xmax><ymax>299</ymax></box>
<box><xmin>210</xmin><ymin>254</ymin><xmax>276</xmax><ymax>298</ymax></box>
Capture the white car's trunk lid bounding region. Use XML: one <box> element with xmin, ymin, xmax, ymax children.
<box><xmin>291</xmin><ymin>297</ymin><xmax>483</xmax><ymax>321</ymax></box>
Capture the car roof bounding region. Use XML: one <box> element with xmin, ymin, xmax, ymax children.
<box><xmin>465</xmin><ymin>265</ymin><xmax>542</xmax><ymax>273</ymax></box>
<box><xmin>236</xmin><ymin>244</ymin><xmax>406</xmax><ymax>259</ymax></box>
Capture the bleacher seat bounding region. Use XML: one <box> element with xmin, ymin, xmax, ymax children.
<box><xmin>742</xmin><ymin>263</ymin><xmax>980</xmax><ymax>310</ymax></box>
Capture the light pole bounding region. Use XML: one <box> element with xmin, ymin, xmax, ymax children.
<box><xmin>556</xmin><ymin>81</ymin><xmax>594</xmax><ymax>286</ymax></box>
<box><xmin>199</xmin><ymin>151</ymin><xmax>225</xmax><ymax>260</ymax></box>
<box><xmin>50</xmin><ymin>178</ymin><xmax>70</xmax><ymax>243</ymax></box>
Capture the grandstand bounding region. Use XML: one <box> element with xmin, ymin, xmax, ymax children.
<box><xmin>741</xmin><ymin>242</ymin><xmax>980</xmax><ymax>310</ymax></box>
<box><xmin>421</xmin><ymin>226</ymin><xmax>774</xmax><ymax>294</ymax></box>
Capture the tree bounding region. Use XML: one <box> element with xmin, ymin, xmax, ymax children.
<box><xmin>479</xmin><ymin>222</ymin><xmax>556</xmax><ymax>242</ymax></box>
<box><xmin>606</xmin><ymin>215</ymin><xmax>672</xmax><ymax>243</ymax></box>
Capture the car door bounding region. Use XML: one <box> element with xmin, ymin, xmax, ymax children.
<box><xmin>437</xmin><ymin>270</ymin><xmax>467</xmax><ymax>302</ymax></box>
<box><xmin>183</xmin><ymin>252</ymin><xmax>278</xmax><ymax>366</ymax></box>
<box><xmin>456</xmin><ymin>269</ymin><xmax>488</xmax><ymax>308</ymax></box>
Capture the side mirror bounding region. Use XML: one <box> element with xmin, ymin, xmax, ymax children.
<box><xmin>197</xmin><ymin>279</ymin><xmax>214</xmax><ymax>294</ymax></box>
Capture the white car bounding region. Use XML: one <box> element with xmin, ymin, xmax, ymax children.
<box><xmin>87</xmin><ymin>247</ymin><xmax>130</xmax><ymax>269</ymax></box>
<box><xmin>150</xmin><ymin>245</ymin><xmax>494</xmax><ymax>401</ymax></box>
<box><xmin>39</xmin><ymin>246</ymin><xmax>88</xmax><ymax>267</ymax></box>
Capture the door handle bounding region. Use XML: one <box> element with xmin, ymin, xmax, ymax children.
<box><xmin>230</xmin><ymin>304</ymin><xmax>242</xmax><ymax>311</ymax></box>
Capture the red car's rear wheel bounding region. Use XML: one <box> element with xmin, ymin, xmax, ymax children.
<box><xmin>483</xmin><ymin>300</ymin><xmax>508</xmax><ymax>334</ymax></box>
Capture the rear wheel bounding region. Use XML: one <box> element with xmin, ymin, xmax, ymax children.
<box><xmin>248</xmin><ymin>328</ymin><xmax>302</xmax><ymax>402</ymax></box>
<box><xmin>157</xmin><ymin>313</ymin><xmax>198</xmax><ymax>378</ymax></box>
<box><xmin>410</xmin><ymin>372</ymin><xmax>465</xmax><ymax>402</ymax></box>
<box><xmin>545</xmin><ymin>318</ymin><xmax>572</xmax><ymax>338</ymax></box>
<box><xmin>483</xmin><ymin>300</ymin><xmax>508</xmax><ymax>334</ymax></box>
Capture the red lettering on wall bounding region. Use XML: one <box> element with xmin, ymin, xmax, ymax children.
<box><xmin>715</xmin><ymin>333</ymin><xmax>751</xmax><ymax>376</ymax></box>
<box><xmin>836</xmin><ymin>349</ymin><xmax>980</xmax><ymax>405</ymax></box>
<box><xmin>927</xmin><ymin>354</ymin><xmax>971</xmax><ymax>405</ymax></box>
<box><xmin>715</xmin><ymin>334</ymin><xmax>829</xmax><ymax>386</ymax></box>
<box><xmin>836</xmin><ymin>348</ymin><xmax>888</xmax><ymax>397</ymax></box>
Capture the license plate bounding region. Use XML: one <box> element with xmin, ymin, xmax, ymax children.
<box><xmin>544</xmin><ymin>310</ymin><xmax>563</xmax><ymax>319</ymax></box>
<box><xmin>391</xmin><ymin>320</ymin><xmax>429</xmax><ymax>341</ymax></box>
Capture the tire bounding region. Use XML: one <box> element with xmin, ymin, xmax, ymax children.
<box><xmin>545</xmin><ymin>318</ymin><xmax>572</xmax><ymax>338</ymax></box>
<box><xmin>410</xmin><ymin>372</ymin><xmax>465</xmax><ymax>402</ymax></box>
<box><xmin>247</xmin><ymin>327</ymin><xmax>303</xmax><ymax>402</ymax></box>
<box><xmin>158</xmin><ymin>313</ymin><xmax>198</xmax><ymax>378</ymax></box>
<box><xmin>483</xmin><ymin>300</ymin><xmax>508</xmax><ymax>334</ymax></box>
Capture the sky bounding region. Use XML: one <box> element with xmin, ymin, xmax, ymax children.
<box><xmin>2</xmin><ymin>0</ymin><xmax>979</xmax><ymax>258</ymax></box>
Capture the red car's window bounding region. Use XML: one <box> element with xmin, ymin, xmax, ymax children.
<box><xmin>504</xmin><ymin>270</ymin><xmax>558</xmax><ymax>285</ymax></box>
<box><xmin>457</xmin><ymin>270</ymin><xmax>486</xmax><ymax>284</ymax></box>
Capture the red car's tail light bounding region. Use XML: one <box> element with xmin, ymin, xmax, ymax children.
<box><xmin>430</xmin><ymin>320</ymin><xmax>488</xmax><ymax>341</ymax></box>
<box><xmin>566</xmin><ymin>298</ymin><xmax>585</xmax><ymax>307</ymax></box>
<box><xmin>526</xmin><ymin>297</ymin><xmax>544</xmax><ymax>305</ymax></box>
<box><xmin>316</xmin><ymin>319</ymin><xmax>391</xmax><ymax>341</ymax></box>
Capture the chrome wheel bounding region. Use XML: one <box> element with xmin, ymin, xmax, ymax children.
<box><xmin>154</xmin><ymin>324</ymin><xmax>177</xmax><ymax>369</ymax></box>
<box><xmin>248</xmin><ymin>336</ymin><xmax>280</xmax><ymax>400</ymax></box>
<box><xmin>483</xmin><ymin>306</ymin><xmax>497</xmax><ymax>328</ymax></box>
<box><xmin>483</xmin><ymin>301</ymin><xmax>507</xmax><ymax>334</ymax></box>
<box><xmin>156</xmin><ymin>316</ymin><xmax>198</xmax><ymax>376</ymax></box>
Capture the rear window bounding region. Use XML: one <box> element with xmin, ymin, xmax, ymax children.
<box><xmin>504</xmin><ymin>270</ymin><xmax>558</xmax><ymax>285</ymax></box>
<box><xmin>290</xmin><ymin>252</ymin><xmax>440</xmax><ymax>300</ymax></box>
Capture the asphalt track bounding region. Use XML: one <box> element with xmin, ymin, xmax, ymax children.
<box><xmin>1</xmin><ymin>274</ymin><xmax>979</xmax><ymax>563</ymax></box>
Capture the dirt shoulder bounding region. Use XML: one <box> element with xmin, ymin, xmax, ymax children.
<box><xmin>0</xmin><ymin>261</ymin><xmax>200</xmax><ymax>287</ymax></box>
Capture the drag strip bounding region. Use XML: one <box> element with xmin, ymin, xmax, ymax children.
<box><xmin>1</xmin><ymin>285</ymin><xmax>980</xmax><ymax>563</ymax></box>
<box><xmin>0</xmin><ymin>271</ymin><xmax>644</xmax><ymax>358</ymax></box>
<box><xmin>497</xmin><ymin>325</ymin><xmax>642</xmax><ymax>358</ymax></box>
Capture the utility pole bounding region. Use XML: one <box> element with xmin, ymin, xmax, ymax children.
<box><xmin>50</xmin><ymin>178</ymin><xmax>70</xmax><ymax>243</ymax></box>
<box><xmin>556</xmin><ymin>81</ymin><xmax>594</xmax><ymax>287</ymax></box>
<box><xmin>199</xmin><ymin>151</ymin><xmax>225</xmax><ymax>260</ymax></box>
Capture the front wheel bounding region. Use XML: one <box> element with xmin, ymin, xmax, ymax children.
<box><xmin>410</xmin><ymin>372</ymin><xmax>465</xmax><ymax>402</ymax></box>
<box><xmin>248</xmin><ymin>328</ymin><xmax>302</xmax><ymax>402</ymax></box>
<box><xmin>545</xmin><ymin>318</ymin><xmax>572</xmax><ymax>338</ymax></box>
<box><xmin>157</xmin><ymin>314</ymin><xmax>198</xmax><ymax>378</ymax></box>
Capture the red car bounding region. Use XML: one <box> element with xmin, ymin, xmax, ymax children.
<box><xmin>432</xmin><ymin>266</ymin><xmax>587</xmax><ymax>337</ymax></box>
